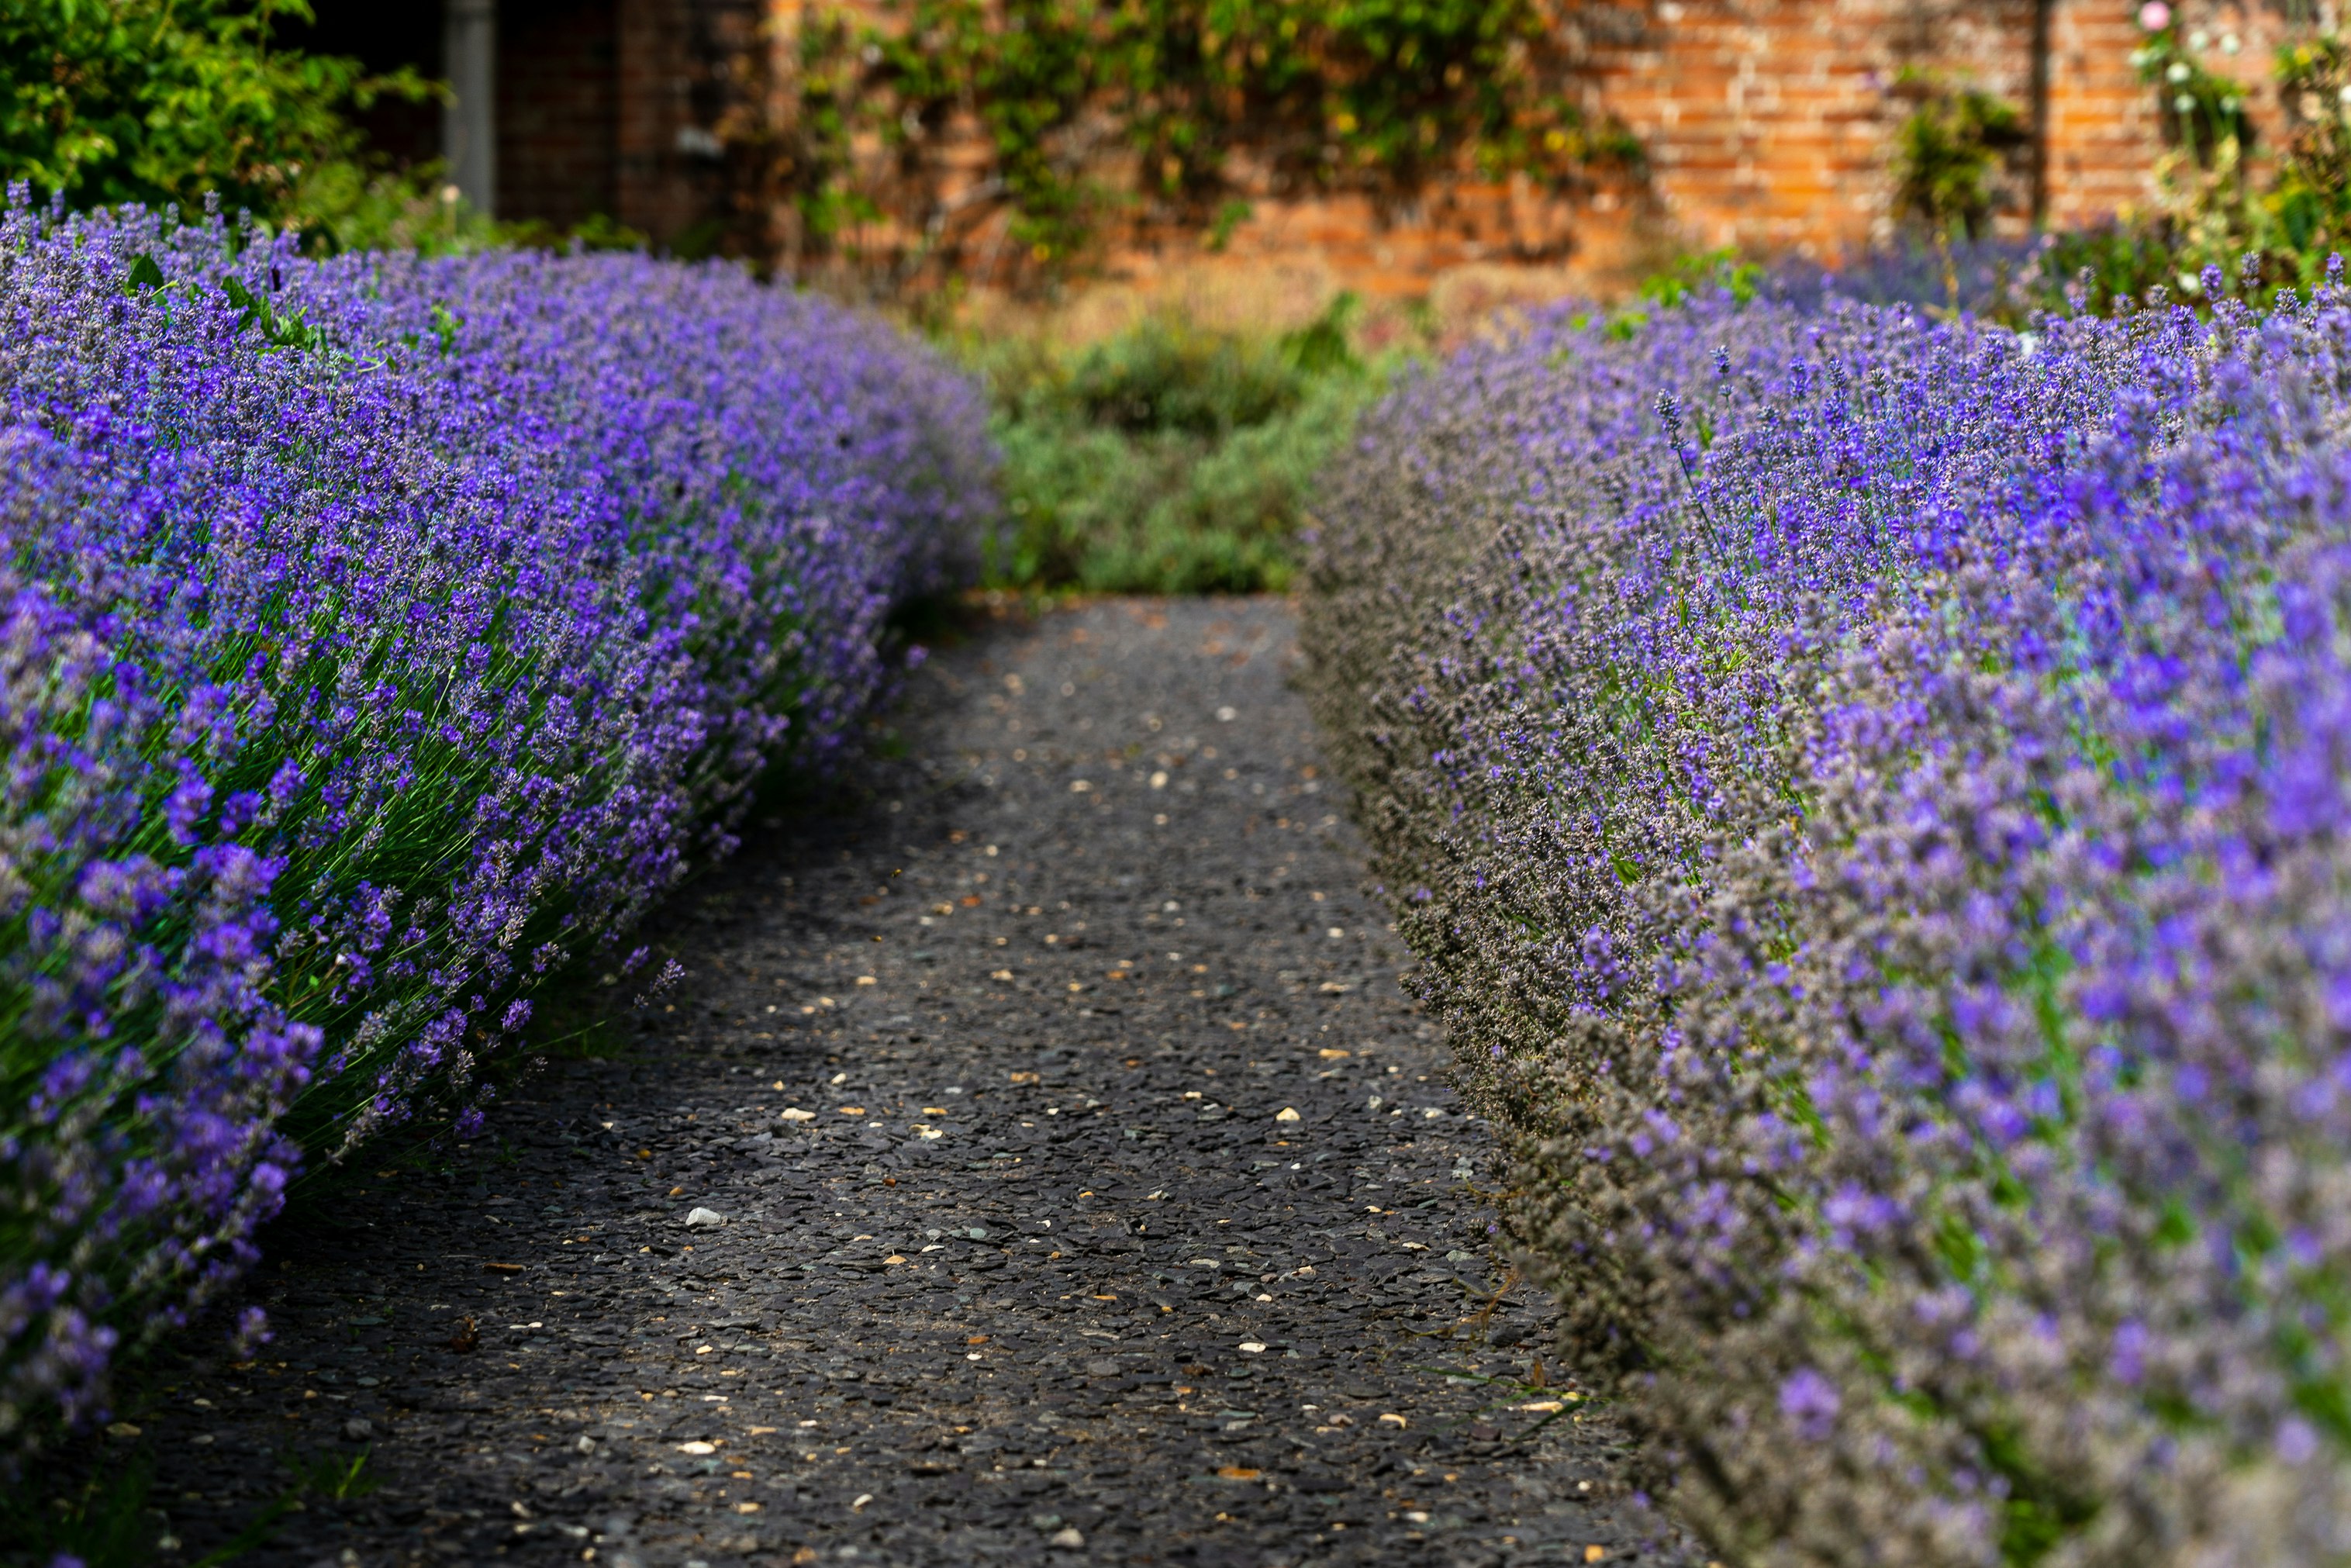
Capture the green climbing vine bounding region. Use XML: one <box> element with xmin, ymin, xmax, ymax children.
<box><xmin>775</xmin><ymin>0</ymin><xmax>1640</xmax><ymax>285</ymax></box>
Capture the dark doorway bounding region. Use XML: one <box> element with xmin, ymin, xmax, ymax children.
<box><xmin>298</xmin><ymin>0</ymin><xmax>622</xmax><ymax>231</ymax></box>
<box><xmin>289</xmin><ymin>5</ymin><xmax>443</xmax><ymax>172</ymax></box>
<box><xmin>499</xmin><ymin>0</ymin><xmax>620</xmax><ymax>230</ymax></box>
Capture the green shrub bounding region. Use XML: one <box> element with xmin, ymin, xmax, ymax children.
<box><xmin>0</xmin><ymin>0</ymin><xmax>430</xmax><ymax>233</ymax></box>
<box><xmin>1888</xmin><ymin>68</ymin><xmax>2028</xmax><ymax>244</ymax></box>
<box><xmin>1051</xmin><ymin>319</ymin><xmax>1304</xmax><ymax>437</ymax></box>
<box><xmin>0</xmin><ymin>1</ymin><xmax>640</xmax><ymax>257</ymax></box>
<box><xmin>973</xmin><ymin>298</ymin><xmax>1386</xmax><ymax>594</ymax></box>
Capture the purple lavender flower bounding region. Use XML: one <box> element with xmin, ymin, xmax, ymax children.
<box><xmin>1305</xmin><ymin>271</ymin><xmax>2351</xmax><ymax>1560</ymax></box>
<box><xmin>0</xmin><ymin>193</ymin><xmax>992</xmax><ymax>1446</ymax></box>
<box><xmin>1779</xmin><ymin>1367</ymin><xmax>1842</xmax><ymax>1442</ymax></box>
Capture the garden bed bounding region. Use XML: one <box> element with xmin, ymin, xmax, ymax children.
<box><xmin>1304</xmin><ymin>276</ymin><xmax>2351</xmax><ymax>1565</ymax></box>
<box><xmin>0</xmin><ymin>202</ymin><xmax>992</xmax><ymax>1449</ymax></box>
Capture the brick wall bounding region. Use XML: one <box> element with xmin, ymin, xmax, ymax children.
<box><xmin>2043</xmin><ymin>0</ymin><xmax>2171</xmax><ymax>230</ymax></box>
<box><xmin>334</xmin><ymin>0</ymin><xmax>2325</xmax><ymax>295</ymax></box>
<box><xmin>1226</xmin><ymin>0</ymin><xmax>2312</xmax><ymax>299</ymax></box>
<box><xmin>754</xmin><ymin>0</ymin><xmax>2326</xmax><ymax>303</ymax></box>
<box><xmin>1577</xmin><ymin>0</ymin><xmax>2033</xmax><ymax>256</ymax></box>
<box><xmin>623</xmin><ymin>0</ymin><xmax>772</xmax><ymax>248</ymax></box>
<box><xmin>1573</xmin><ymin>0</ymin><xmax>2298</xmax><ymax>260</ymax></box>
<box><xmin>495</xmin><ymin>0</ymin><xmax>765</xmax><ymax>247</ymax></box>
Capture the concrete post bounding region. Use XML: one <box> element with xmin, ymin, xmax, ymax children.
<box><xmin>2029</xmin><ymin>0</ymin><xmax>2054</xmax><ymax>227</ymax></box>
<box><xmin>444</xmin><ymin>0</ymin><xmax>499</xmax><ymax>217</ymax></box>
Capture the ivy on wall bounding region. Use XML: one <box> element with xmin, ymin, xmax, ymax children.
<box><xmin>770</xmin><ymin>0</ymin><xmax>1641</xmax><ymax>288</ymax></box>
<box><xmin>2087</xmin><ymin>9</ymin><xmax>2351</xmax><ymax>301</ymax></box>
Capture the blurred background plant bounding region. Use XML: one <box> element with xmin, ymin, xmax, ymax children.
<box><xmin>2135</xmin><ymin>6</ymin><xmax>2256</xmax><ymax>163</ymax></box>
<box><xmin>2265</xmin><ymin>34</ymin><xmax>2351</xmax><ymax>254</ymax></box>
<box><xmin>2040</xmin><ymin>11</ymin><xmax>2351</xmax><ymax>311</ymax></box>
<box><xmin>960</xmin><ymin>292</ymin><xmax>1387</xmax><ymax>593</ymax></box>
<box><xmin>1886</xmin><ymin>67</ymin><xmax>2030</xmax><ymax>309</ymax></box>
<box><xmin>0</xmin><ymin>0</ymin><xmax>433</xmax><ymax>240</ymax></box>
<box><xmin>0</xmin><ymin>0</ymin><xmax>644</xmax><ymax>255</ymax></box>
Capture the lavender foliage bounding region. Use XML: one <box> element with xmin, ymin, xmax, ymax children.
<box><xmin>1303</xmin><ymin>275</ymin><xmax>2351</xmax><ymax>1566</ymax></box>
<box><xmin>0</xmin><ymin>199</ymin><xmax>992</xmax><ymax>1444</ymax></box>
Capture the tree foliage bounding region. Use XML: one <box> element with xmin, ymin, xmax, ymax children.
<box><xmin>0</xmin><ymin>0</ymin><xmax>430</xmax><ymax>227</ymax></box>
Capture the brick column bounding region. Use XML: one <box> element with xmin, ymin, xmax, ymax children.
<box><xmin>2044</xmin><ymin>0</ymin><xmax>2159</xmax><ymax>226</ymax></box>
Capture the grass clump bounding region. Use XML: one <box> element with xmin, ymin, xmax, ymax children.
<box><xmin>969</xmin><ymin>295</ymin><xmax>1383</xmax><ymax>594</ymax></box>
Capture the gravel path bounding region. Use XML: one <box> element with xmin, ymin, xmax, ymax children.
<box><xmin>123</xmin><ymin>599</ymin><xmax>1700</xmax><ymax>1568</ymax></box>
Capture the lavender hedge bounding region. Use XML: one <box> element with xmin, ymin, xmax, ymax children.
<box><xmin>0</xmin><ymin>200</ymin><xmax>992</xmax><ymax>1445</ymax></box>
<box><xmin>1303</xmin><ymin>273</ymin><xmax>2351</xmax><ymax>1565</ymax></box>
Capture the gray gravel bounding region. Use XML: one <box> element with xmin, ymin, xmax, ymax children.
<box><xmin>115</xmin><ymin>598</ymin><xmax>1701</xmax><ymax>1568</ymax></box>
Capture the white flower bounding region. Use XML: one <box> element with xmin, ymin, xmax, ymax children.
<box><xmin>2168</xmin><ymin>61</ymin><xmax>2193</xmax><ymax>84</ymax></box>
